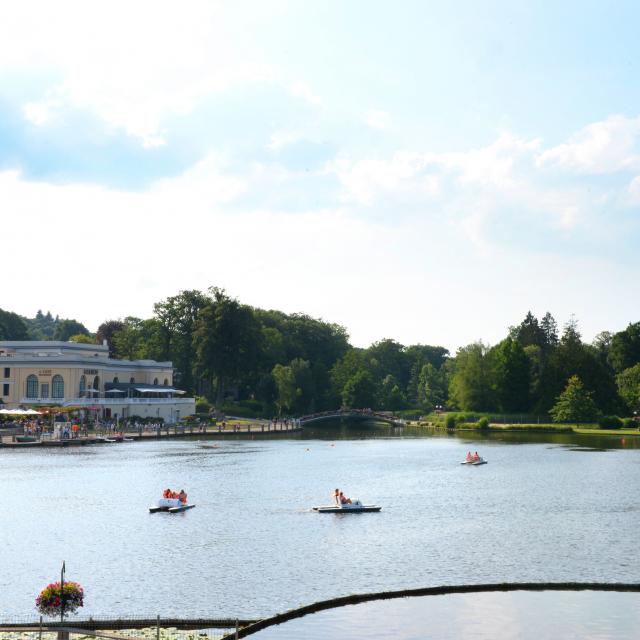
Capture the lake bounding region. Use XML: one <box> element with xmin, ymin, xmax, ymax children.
<box><xmin>1</xmin><ymin>424</ymin><xmax>638</xmax><ymax>626</ymax></box>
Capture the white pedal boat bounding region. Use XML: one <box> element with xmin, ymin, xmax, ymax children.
<box><xmin>461</xmin><ymin>457</ymin><xmax>487</xmax><ymax>465</ymax></box>
<box><xmin>313</xmin><ymin>500</ymin><xmax>381</xmax><ymax>513</ymax></box>
<box><xmin>149</xmin><ymin>498</ymin><xmax>196</xmax><ymax>513</ymax></box>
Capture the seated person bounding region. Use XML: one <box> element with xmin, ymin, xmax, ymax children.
<box><xmin>466</xmin><ymin>451</ymin><xmax>473</xmax><ymax>462</ymax></box>
<box><xmin>334</xmin><ymin>488</ymin><xmax>340</xmax><ymax>505</ymax></box>
<box><xmin>472</xmin><ymin>451</ymin><xmax>480</xmax><ymax>461</ymax></box>
<box><xmin>178</xmin><ymin>490</ymin><xmax>187</xmax><ymax>504</ymax></box>
<box><xmin>339</xmin><ymin>491</ymin><xmax>352</xmax><ymax>505</ymax></box>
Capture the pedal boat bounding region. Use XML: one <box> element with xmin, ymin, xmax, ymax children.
<box><xmin>149</xmin><ymin>498</ymin><xmax>196</xmax><ymax>513</ymax></box>
<box><xmin>313</xmin><ymin>500</ymin><xmax>381</xmax><ymax>513</ymax></box>
<box><xmin>461</xmin><ymin>457</ymin><xmax>487</xmax><ymax>465</ymax></box>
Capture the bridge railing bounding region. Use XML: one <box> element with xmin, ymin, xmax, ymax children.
<box><xmin>299</xmin><ymin>409</ymin><xmax>405</xmax><ymax>425</ymax></box>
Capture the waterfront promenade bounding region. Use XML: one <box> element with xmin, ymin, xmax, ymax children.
<box><xmin>0</xmin><ymin>420</ymin><xmax>301</xmax><ymax>447</ymax></box>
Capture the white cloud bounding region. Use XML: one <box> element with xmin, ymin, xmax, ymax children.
<box><xmin>2</xmin><ymin>1</ymin><xmax>277</xmax><ymax>144</ymax></box>
<box><xmin>364</xmin><ymin>109</ymin><xmax>390</xmax><ymax>130</ymax></box>
<box><xmin>537</xmin><ymin>115</ymin><xmax>640</xmax><ymax>173</ymax></box>
<box><xmin>288</xmin><ymin>82</ymin><xmax>322</xmax><ymax>106</ymax></box>
<box><xmin>628</xmin><ymin>176</ymin><xmax>640</xmax><ymax>204</ymax></box>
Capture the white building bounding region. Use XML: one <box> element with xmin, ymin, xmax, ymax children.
<box><xmin>0</xmin><ymin>341</ymin><xmax>195</xmax><ymax>423</ymax></box>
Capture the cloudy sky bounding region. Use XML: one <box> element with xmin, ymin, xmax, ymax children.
<box><xmin>1</xmin><ymin>0</ymin><xmax>639</xmax><ymax>350</ymax></box>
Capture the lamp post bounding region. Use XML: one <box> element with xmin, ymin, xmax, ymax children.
<box><xmin>60</xmin><ymin>561</ymin><xmax>65</xmax><ymax>624</ymax></box>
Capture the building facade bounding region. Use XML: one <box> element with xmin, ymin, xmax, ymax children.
<box><xmin>0</xmin><ymin>341</ymin><xmax>195</xmax><ymax>422</ymax></box>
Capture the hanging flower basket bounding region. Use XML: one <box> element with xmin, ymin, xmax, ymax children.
<box><xmin>35</xmin><ymin>581</ymin><xmax>84</xmax><ymax>617</ymax></box>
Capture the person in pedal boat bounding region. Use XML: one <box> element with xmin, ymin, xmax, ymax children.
<box><xmin>163</xmin><ymin>488</ymin><xmax>172</xmax><ymax>498</ymax></box>
<box><xmin>178</xmin><ymin>489</ymin><xmax>187</xmax><ymax>504</ymax></box>
<box><xmin>334</xmin><ymin>488</ymin><xmax>340</xmax><ymax>505</ymax></box>
<box><xmin>472</xmin><ymin>451</ymin><xmax>480</xmax><ymax>461</ymax></box>
<box><xmin>466</xmin><ymin>452</ymin><xmax>473</xmax><ymax>462</ymax></box>
<box><xmin>339</xmin><ymin>491</ymin><xmax>352</xmax><ymax>505</ymax></box>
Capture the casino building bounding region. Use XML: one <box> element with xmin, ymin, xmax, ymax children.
<box><xmin>0</xmin><ymin>341</ymin><xmax>195</xmax><ymax>422</ymax></box>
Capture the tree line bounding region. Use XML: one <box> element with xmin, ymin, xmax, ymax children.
<box><xmin>1</xmin><ymin>297</ymin><xmax>639</xmax><ymax>418</ymax></box>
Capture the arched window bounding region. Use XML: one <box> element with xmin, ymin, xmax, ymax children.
<box><xmin>153</xmin><ymin>378</ymin><xmax>158</xmax><ymax>385</ymax></box>
<box><xmin>52</xmin><ymin>374</ymin><xmax>64</xmax><ymax>399</ymax></box>
<box><xmin>130</xmin><ymin>377</ymin><xmax>135</xmax><ymax>384</ymax></box>
<box><xmin>93</xmin><ymin>376</ymin><xmax>100</xmax><ymax>391</ymax></box>
<box><xmin>26</xmin><ymin>374</ymin><xmax>38</xmax><ymax>398</ymax></box>
<box><xmin>163</xmin><ymin>378</ymin><xmax>169</xmax><ymax>386</ymax></box>
<box><xmin>113</xmin><ymin>377</ymin><xmax>119</xmax><ymax>384</ymax></box>
<box><xmin>79</xmin><ymin>375</ymin><xmax>86</xmax><ymax>397</ymax></box>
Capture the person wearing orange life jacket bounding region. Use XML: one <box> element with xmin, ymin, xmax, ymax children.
<box><xmin>178</xmin><ymin>490</ymin><xmax>187</xmax><ymax>504</ymax></box>
<box><xmin>466</xmin><ymin>451</ymin><xmax>473</xmax><ymax>462</ymax></box>
<box><xmin>163</xmin><ymin>488</ymin><xmax>171</xmax><ymax>498</ymax></box>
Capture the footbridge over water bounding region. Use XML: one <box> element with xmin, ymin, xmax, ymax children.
<box><xmin>299</xmin><ymin>409</ymin><xmax>406</xmax><ymax>427</ymax></box>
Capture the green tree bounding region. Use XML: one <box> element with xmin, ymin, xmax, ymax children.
<box><xmin>549</xmin><ymin>375</ymin><xmax>599</xmax><ymax>424</ymax></box>
<box><xmin>272</xmin><ymin>364</ymin><xmax>296</xmax><ymax>415</ymax></box>
<box><xmin>379</xmin><ymin>374</ymin><xmax>407</xmax><ymax>410</ymax></box>
<box><xmin>290</xmin><ymin>358</ymin><xmax>315</xmax><ymax>413</ymax></box>
<box><xmin>608</xmin><ymin>322</ymin><xmax>640</xmax><ymax>373</ymax></box>
<box><xmin>516</xmin><ymin>311</ymin><xmax>545</xmax><ymax>348</ymax></box>
<box><xmin>540</xmin><ymin>311</ymin><xmax>559</xmax><ymax>350</ymax></box>
<box><xmin>491</xmin><ymin>337</ymin><xmax>530</xmax><ymax>412</ymax></box>
<box><xmin>97</xmin><ymin>320</ymin><xmax>125</xmax><ymax>357</ymax></box>
<box><xmin>53</xmin><ymin>319</ymin><xmax>90</xmax><ymax>341</ymax></box>
<box><xmin>342</xmin><ymin>370</ymin><xmax>377</xmax><ymax>409</ymax></box>
<box><xmin>112</xmin><ymin>317</ymin><xmax>146</xmax><ymax>360</ymax></box>
<box><xmin>154</xmin><ymin>289</ymin><xmax>210</xmax><ymax>393</ymax></box>
<box><xmin>193</xmin><ymin>289</ymin><xmax>262</xmax><ymax>404</ymax></box>
<box><xmin>448</xmin><ymin>342</ymin><xmax>495</xmax><ymax>411</ymax></box>
<box><xmin>0</xmin><ymin>308</ymin><xmax>29</xmax><ymax>340</ymax></box>
<box><xmin>616</xmin><ymin>364</ymin><xmax>640</xmax><ymax>414</ymax></box>
<box><xmin>417</xmin><ymin>362</ymin><xmax>447</xmax><ymax>411</ymax></box>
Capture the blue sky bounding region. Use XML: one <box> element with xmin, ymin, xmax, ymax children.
<box><xmin>1</xmin><ymin>0</ymin><xmax>639</xmax><ymax>349</ymax></box>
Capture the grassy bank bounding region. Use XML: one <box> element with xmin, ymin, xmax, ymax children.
<box><xmin>411</xmin><ymin>420</ymin><xmax>639</xmax><ymax>436</ymax></box>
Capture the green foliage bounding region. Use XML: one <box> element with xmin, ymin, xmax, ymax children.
<box><xmin>549</xmin><ymin>375</ymin><xmax>599</xmax><ymax>424</ymax></box>
<box><xmin>416</xmin><ymin>362</ymin><xmax>447</xmax><ymax>411</ymax></box>
<box><xmin>616</xmin><ymin>363</ymin><xmax>640</xmax><ymax>414</ymax></box>
<box><xmin>195</xmin><ymin>397</ymin><xmax>212</xmax><ymax>414</ymax></box>
<box><xmin>598</xmin><ymin>415</ymin><xmax>623</xmax><ymax>429</ymax></box>
<box><xmin>272</xmin><ymin>363</ymin><xmax>296</xmax><ymax>414</ymax></box>
<box><xmin>342</xmin><ymin>370</ymin><xmax>377</xmax><ymax>409</ymax></box>
<box><xmin>53</xmin><ymin>319</ymin><xmax>90</xmax><ymax>341</ymax></box>
<box><xmin>69</xmin><ymin>334</ymin><xmax>95</xmax><ymax>344</ymax></box>
<box><xmin>97</xmin><ymin>320</ymin><xmax>125</xmax><ymax>357</ymax></box>
<box><xmin>0</xmin><ymin>308</ymin><xmax>29</xmax><ymax>340</ymax></box>
<box><xmin>193</xmin><ymin>288</ymin><xmax>262</xmax><ymax>404</ymax></box>
<box><xmin>621</xmin><ymin>418</ymin><xmax>636</xmax><ymax>429</ymax></box>
<box><xmin>478</xmin><ymin>416</ymin><xmax>489</xmax><ymax>430</ymax></box>
<box><xmin>154</xmin><ymin>289</ymin><xmax>210</xmax><ymax>393</ymax></box>
<box><xmin>491</xmin><ymin>337</ymin><xmax>530</xmax><ymax>412</ymax></box>
<box><xmin>448</xmin><ymin>342</ymin><xmax>495</xmax><ymax>411</ymax></box>
<box><xmin>608</xmin><ymin>322</ymin><xmax>640</xmax><ymax>373</ymax></box>
<box><xmin>444</xmin><ymin>414</ymin><xmax>456</xmax><ymax>429</ymax></box>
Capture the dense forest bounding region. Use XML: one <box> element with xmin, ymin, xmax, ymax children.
<box><xmin>1</xmin><ymin>292</ymin><xmax>639</xmax><ymax>418</ymax></box>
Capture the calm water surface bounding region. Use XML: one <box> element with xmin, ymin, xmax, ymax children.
<box><xmin>252</xmin><ymin>591</ymin><xmax>640</xmax><ymax>640</ymax></box>
<box><xmin>1</xmin><ymin>426</ymin><xmax>639</xmax><ymax>621</ymax></box>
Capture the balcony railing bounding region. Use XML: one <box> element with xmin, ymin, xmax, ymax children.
<box><xmin>19</xmin><ymin>397</ymin><xmax>194</xmax><ymax>406</ymax></box>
